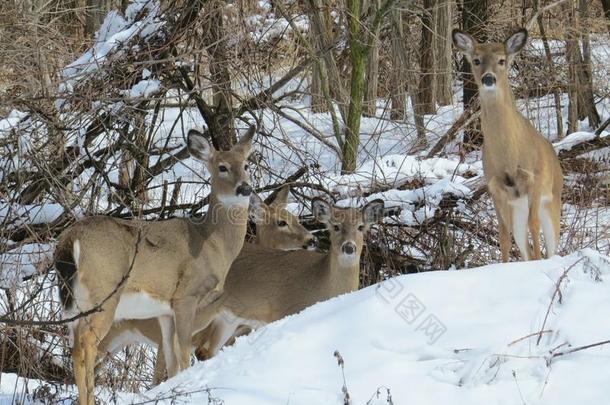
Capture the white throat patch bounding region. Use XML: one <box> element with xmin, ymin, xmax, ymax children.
<box><xmin>217</xmin><ymin>195</ymin><xmax>250</xmax><ymax>208</ymax></box>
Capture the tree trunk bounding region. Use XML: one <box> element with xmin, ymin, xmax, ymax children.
<box><xmin>566</xmin><ymin>5</ymin><xmax>580</xmax><ymax>135</ymax></box>
<box><xmin>577</xmin><ymin>0</ymin><xmax>600</xmax><ymax>128</ymax></box>
<box><xmin>434</xmin><ymin>0</ymin><xmax>453</xmax><ymax>106</ymax></box>
<box><xmin>308</xmin><ymin>2</ymin><xmax>332</xmax><ymax>113</ymax></box>
<box><xmin>306</xmin><ymin>0</ymin><xmax>348</xmax><ymax>120</ymax></box>
<box><xmin>342</xmin><ymin>0</ymin><xmax>367</xmax><ymax>173</ymax></box>
<box><xmin>205</xmin><ymin>0</ymin><xmax>236</xmax><ymax>150</ymax></box>
<box><xmin>535</xmin><ymin>0</ymin><xmax>563</xmax><ymax>139</ymax></box>
<box><xmin>363</xmin><ymin>0</ymin><xmax>381</xmax><ymax>117</ymax></box>
<box><xmin>390</xmin><ymin>9</ymin><xmax>406</xmax><ymax>120</ymax></box>
<box><xmin>602</xmin><ymin>0</ymin><xmax>610</xmax><ymax>34</ymax></box>
<box><xmin>418</xmin><ymin>0</ymin><xmax>436</xmax><ymax>114</ymax></box>
<box><xmin>460</xmin><ymin>0</ymin><xmax>488</xmax><ymax>149</ymax></box>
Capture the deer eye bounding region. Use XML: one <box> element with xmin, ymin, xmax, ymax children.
<box><xmin>358</xmin><ymin>224</ymin><xmax>365</xmax><ymax>232</ymax></box>
<box><xmin>218</xmin><ymin>165</ymin><xmax>228</xmax><ymax>173</ymax></box>
<box><xmin>244</xmin><ymin>164</ymin><xmax>249</xmax><ymax>171</ymax></box>
<box><xmin>277</xmin><ymin>220</ymin><xmax>287</xmax><ymax>227</ymax></box>
<box><xmin>333</xmin><ymin>224</ymin><xmax>340</xmax><ymax>231</ymax></box>
<box><xmin>473</xmin><ymin>58</ymin><xmax>481</xmax><ymax>66</ymax></box>
<box><xmin>498</xmin><ymin>59</ymin><xmax>506</xmax><ymax>66</ymax></box>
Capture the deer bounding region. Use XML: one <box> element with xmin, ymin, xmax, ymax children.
<box><xmin>54</xmin><ymin>127</ymin><xmax>255</xmax><ymax>405</ymax></box>
<box><xmin>96</xmin><ymin>197</ymin><xmax>383</xmax><ymax>384</ymax></box>
<box><xmin>95</xmin><ymin>186</ymin><xmax>317</xmax><ymax>369</ymax></box>
<box><xmin>452</xmin><ymin>28</ymin><xmax>563</xmax><ymax>262</ymax></box>
<box><xmin>163</xmin><ymin>197</ymin><xmax>383</xmax><ymax>381</ymax></box>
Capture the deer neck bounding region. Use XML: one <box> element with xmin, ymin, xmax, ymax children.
<box><xmin>479</xmin><ymin>85</ymin><xmax>525</xmax><ymax>160</ymax></box>
<box><xmin>201</xmin><ymin>193</ymin><xmax>249</xmax><ymax>257</ymax></box>
<box><xmin>323</xmin><ymin>251</ymin><xmax>360</xmax><ymax>295</ymax></box>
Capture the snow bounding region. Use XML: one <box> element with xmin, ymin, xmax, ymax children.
<box><xmin>0</xmin><ymin>201</ymin><xmax>67</xmax><ymax>227</ymax></box>
<box><xmin>134</xmin><ymin>250</ymin><xmax>609</xmax><ymax>404</ymax></box>
<box><xmin>0</xmin><ymin>243</ymin><xmax>53</xmax><ymax>289</ymax></box>
<box><xmin>2</xmin><ymin>250</ymin><xmax>609</xmax><ymax>404</ymax></box>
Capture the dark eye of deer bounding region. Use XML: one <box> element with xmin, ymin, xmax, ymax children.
<box><xmin>219</xmin><ymin>165</ymin><xmax>228</xmax><ymax>173</ymax></box>
<box><xmin>278</xmin><ymin>220</ymin><xmax>287</xmax><ymax>227</ymax></box>
<box><xmin>498</xmin><ymin>59</ymin><xmax>506</xmax><ymax>66</ymax></box>
<box><xmin>358</xmin><ymin>225</ymin><xmax>365</xmax><ymax>232</ymax></box>
<box><xmin>473</xmin><ymin>59</ymin><xmax>481</xmax><ymax>66</ymax></box>
<box><xmin>244</xmin><ymin>164</ymin><xmax>249</xmax><ymax>171</ymax></box>
<box><xmin>333</xmin><ymin>224</ymin><xmax>340</xmax><ymax>231</ymax></box>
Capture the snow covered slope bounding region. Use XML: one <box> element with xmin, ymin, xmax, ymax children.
<box><xmin>118</xmin><ymin>249</ymin><xmax>610</xmax><ymax>405</ymax></box>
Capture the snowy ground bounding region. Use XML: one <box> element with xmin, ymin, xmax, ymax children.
<box><xmin>2</xmin><ymin>250</ymin><xmax>610</xmax><ymax>404</ymax></box>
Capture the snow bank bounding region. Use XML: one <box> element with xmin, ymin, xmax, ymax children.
<box><xmin>120</xmin><ymin>249</ymin><xmax>609</xmax><ymax>404</ymax></box>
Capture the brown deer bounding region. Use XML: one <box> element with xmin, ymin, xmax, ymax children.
<box><xmin>452</xmin><ymin>28</ymin><xmax>563</xmax><ymax>261</ymax></box>
<box><xmin>55</xmin><ymin>127</ymin><xmax>255</xmax><ymax>405</ymax></box>
<box><xmin>96</xmin><ymin>186</ymin><xmax>316</xmax><ymax>365</ymax></box>
<box><xmin>189</xmin><ymin>198</ymin><xmax>383</xmax><ymax>361</ymax></box>
<box><xmin>101</xmin><ymin>198</ymin><xmax>383</xmax><ymax>383</ymax></box>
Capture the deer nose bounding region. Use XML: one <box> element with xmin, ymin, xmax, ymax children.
<box><xmin>303</xmin><ymin>238</ymin><xmax>318</xmax><ymax>250</ymax></box>
<box><xmin>342</xmin><ymin>242</ymin><xmax>356</xmax><ymax>255</ymax></box>
<box><xmin>235</xmin><ymin>183</ymin><xmax>252</xmax><ymax>197</ymax></box>
<box><xmin>482</xmin><ymin>73</ymin><xmax>496</xmax><ymax>87</ymax></box>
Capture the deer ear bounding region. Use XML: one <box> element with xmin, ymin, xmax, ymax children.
<box><xmin>270</xmin><ymin>186</ymin><xmax>290</xmax><ymax>208</ymax></box>
<box><xmin>248</xmin><ymin>193</ymin><xmax>266</xmax><ymax>224</ymax></box>
<box><xmin>505</xmin><ymin>28</ymin><xmax>528</xmax><ymax>56</ymax></box>
<box><xmin>362</xmin><ymin>199</ymin><xmax>384</xmax><ymax>225</ymax></box>
<box><xmin>452</xmin><ymin>29</ymin><xmax>476</xmax><ymax>55</ymax></box>
<box><xmin>311</xmin><ymin>198</ymin><xmax>332</xmax><ymax>224</ymax></box>
<box><xmin>187</xmin><ymin>129</ymin><xmax>214</xmax><ymax>163</ymax></box>
<box><xmin>232</xmin><ymin>125</ymin><xmax>255</xmax><ymax>157</ymax></box>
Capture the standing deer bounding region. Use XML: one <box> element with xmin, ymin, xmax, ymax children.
<box><xmin>96</xmin><ymin>186</ymin><xmax>317</xmax><ymax>367</ymax></box>
<box><xmin>452</xmin><ymin>28</ymin><xmax>563</xmax><ymax>261</ymax></box>
<box><xmin>55</xmin><ymin>127</ymin><xmax>255</xmax><ymax>405</ymax></box>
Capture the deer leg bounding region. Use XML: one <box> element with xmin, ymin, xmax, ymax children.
<box><xmin>72</xmin><ymin>325</ymin><xmax>88</xmax><ymax>405</ymax></box>
<box><xmin>510</xmin><ymin>195</ymin><xmax>530</xmax><ymax>261</ymax></box>
<box><xmin>540</xmin><ymin>196</ymin><xmax>560</xmax><ymax>257</ymax></box>
<box><xmin>528</xmin><ymin>194</ymin><xmax>542</xmax><ymax>260</ymax></box>
<box><xmin>79</xmin><ymin>311</ymin><xmax>114</xmax><ymax>405</ymax></box>
<box><xmin>192</xmin><ymin>326</ymin><xmax>214</xmax><ymax>361</ymax></box>
<box><xmin>158</xmin><ymin>314</ymin><xmax>178</xmax><ymax>378</ymax></box>
<box><xmin>152</xmin><ymin>348</ymin><xmax>167</xmax><ymax>385</ymax></box>
<box><xmin>489</xmin><ymin>177</ymin><xmax>513</xmax><ymax>262</ymax></box>
<box><xmin>173</xmin><ymin>300</ymin><xmax>197</xmax><ymax>372</ymax></box>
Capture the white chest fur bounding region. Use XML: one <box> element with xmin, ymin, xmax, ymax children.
<box><xmin>114</xmin><ymin>292</ymin><xmax>173</xmax><ymax>321</ymax></box>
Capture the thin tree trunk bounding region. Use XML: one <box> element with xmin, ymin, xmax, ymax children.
<box><xmin>343</xmin><ymin>0</ymin><xmax>367</xmax><ymax>173</ymax></box>
<box><xmin>205</xmin><ymin>0</ymin><xmax>236</xmax><ymax>150</ymax></box>
<box><xmin>535</xmin><ymin>0</ymin><xmax>563</xmax><ymax>139</ymax></box>
<box><xmin>309</xmin><ymin>3</ymin><xmax>331</xmax><ymax>113</ymax></box>
<box><xmin>577</xmin><ymin>0</ymin><xmax>600</xmax><ymax>128</ymax></box>
<box><xmin>434</xmin><ymin>0</ymin><xmax>453</xmax><ymax>106</ymax></box>
<box><xmin>363</xmin><ymin>0</ymin><xmax>381</xmax><ymax>117</ymax></box>
<box><xmin>566</xmin><ymin>4</ymin><xmax>580</xmax><ymax>135</ymax></box>
<box><xmin>602</xmin><ymin>0</ymin><xmax>610</xmax><ymax>34</ymax></box>
<box><xmin>306</xmin><ymin>0</ymin><xmax>348</xmax><ymax>120</ymax></box>
<box><xmin>461</xmin><ymin>0</ymin><xmax>488</xmax><ymax>149</ymax></box>
<box><xmin>418</xmin><ymin>0</ymin><xmax>436</xmax><ymax>114</ymax></box>
<box><xmin>390</xmin><ymin>9</ymin><xmax>406</xmax><ymax>120</ymax></box>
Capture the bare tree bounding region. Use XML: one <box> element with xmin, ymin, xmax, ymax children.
<box><xmin>459</xmin><ymin>0</ymin><xmax>488</xmax><ymax>148</ymax></box>
<box><xmin>418</xmin><ymin>0</ymin><xmax>436</xmax><ymax>115</ymax></box>
<box><xmin>363</xmin><ymin>0</ymin><xmax>382</xmax><ymax>117</ymax></box>
<box><xmin>434</xmin><ymin>0</ymin><xmax>453</xmax><ymax>106</ymax></box>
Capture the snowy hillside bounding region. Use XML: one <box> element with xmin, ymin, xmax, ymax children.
<box><xmin>3</xmin><ymin>250</ymin><xmax>609</xmax><ymax>404</ymax></box>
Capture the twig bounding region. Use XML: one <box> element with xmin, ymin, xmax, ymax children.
<box><xmin>550</xmin><ymin>339</ymin><xmax>610</xmax><ymax>361</ymax></box>
<box><xmin>333</xmin><ymin>350</ymin><xmax>351</xmax><ymax>405</ymax></box>
<box><xmin>536</xmin><ymin>257</ymin><xmax>585</xmax><ymax>346</ymax></box>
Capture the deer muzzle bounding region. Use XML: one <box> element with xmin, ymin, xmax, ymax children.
<box><xmin>235</xmin><ymin>183</ymin><xmax>252</xmax><ymax>197</ymax></box>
